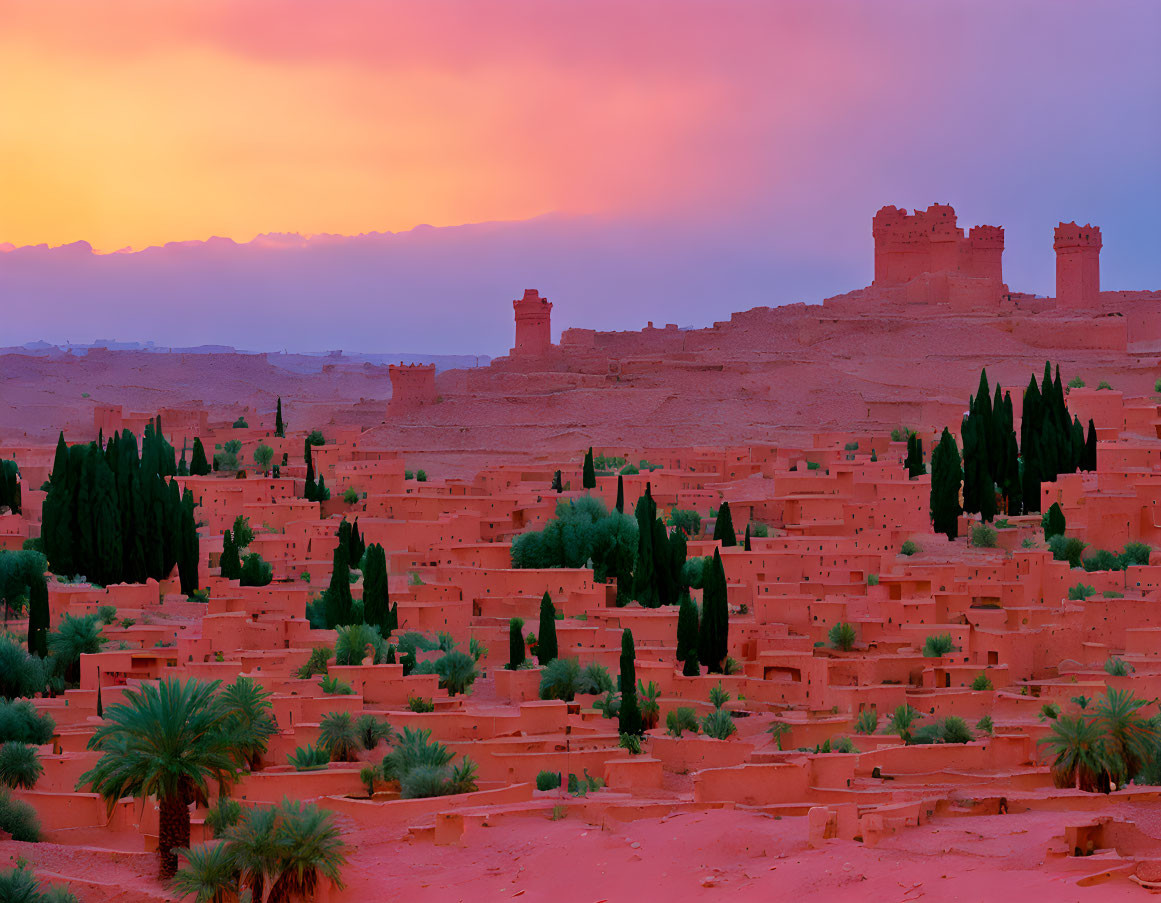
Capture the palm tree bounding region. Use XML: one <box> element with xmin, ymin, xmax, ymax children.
<box><xmin>78</xmin><ymin>678</ymin><xmax>237</xmax><ymax>878</ymax></box>
<box><xmin>538</xmin><ymin>657</ymin><xmax>582</xmax><ymax>702</ymax></box>
<box><xmin>219</xmin><ymin>676</ymin><xmax>277</xmax><ymax>771</ymax></box>
<box><xmin>334</xmin><ymin>623</ymin><xmax>380</xmax><ymax>666</ymax></box>
<box><xmin>318</xmin><ymin>712</ymin><xmax>360</xmax><ymax>762</ymax></box>
<box><xmin>637</xmin><ymin>680</ymin><xmax>660</xmax><ymax>730</ymax></box>
<box><xmin>886</xmin><ymin>704</ymin><xmax>921</xmax><ymax>745</ymax></box>
<box><xmin>354</xmin><ymin>714</ymin><xmax>392</xmax><ymax>751</ymax></box>
<box><xmin>765</xmin><ymin>721</ymin><xmax>790</xmax><ymax>749</ymax></box>
<box><xmin>1092</xmin><ymin>688</ymin><xmax>1157</xmax><ymax>783</ymax></box>
<box><xmin>435</xmin><ymin>651</ymin><xmax>478</xmax><ymax>697</ymax></box>
<box><xmin>0</xmin><ymin>742</ymin><xmax>42</xmax><ymax>789</ymax></box>
<box><xmin>171</xmin><ymin>841</ymin><xmax>238</xmax><ymax>903</ymax></box>
<box><xmin>225</xmin><ymin>799</ymin><xmax>346</xmax><ymax>903</ymax></box>
<box><xmin>47</xmin><ymin>613</ymin><xmax>104</xmax><ymax>684</ymax></box>
<box><xmin>1039</xmin><ymin>715</ymin><xmax>1115</xmax><ymax>790</ymax></box>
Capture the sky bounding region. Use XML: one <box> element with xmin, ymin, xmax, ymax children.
<box><xmin>0</xmin><ymin>0</ymin><xmax>1158</xmax><ymax>354</ymax></box>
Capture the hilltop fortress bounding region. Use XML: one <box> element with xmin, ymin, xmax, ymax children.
<box><xmin>380</xmin><ymin>204</ymin><xmax>1159</xmax><ymax>460</ymax></box>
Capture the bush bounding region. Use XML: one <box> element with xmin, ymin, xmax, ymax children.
<box><xmin>433</xmin><ymin>650</ymin><xmax>479</xmax><ymax>696</ymax></box>
<box><xmin>307</xmin><ymin>430</ymin><xmax>325</xmax><ymax>446</ymax></box>
<box><xmin>701</xmin><ymin>708</ymin><xmax>737</xmax><ymax>740</ymax></box>
<box><xmin>0</xmin><ymin>790</ymin><xmax>40</xmax><ymax>841</ymax></box>
<box><xmin>1105</xmin><ymin>656</ymin><xmax>1133</xmax><ymax>676</ymax></box>
<box><xmin>666</xmin><ymin>509</ymin><xmax>701</xmax><ymax>537</ymax></box>
<box><xmin>854</xmin><ymin>710</ymin><xmax>878</xmax><ymax>734</ymax></box>
<box><xmin>805</xmin><ymin>461</ymin><xmax>821</xmax><ymax>471</ymax></box>
<box><xmin>867</xmin><ymin>573</ymin><xmax>879</xmax><ymax>586</ymax></box>
<box><xmin>318</xmin><ymin>712</ymin><xmax>361</xmax><ymax>762</ymax></box>
<box><xmin>238</xmin><ymin>553</ymin><xmax>272</xmax><ymax>587</ymax></box>
<box><xmin>708</xmin><ymin>682</ymin><xmax>731</xmax><ymax>709</ymax></box>
<box><xmin>288</xmin><ymin>743</ymin><xmax>330</xmax><ymax>770</ymax></box>
<box><xmin>922</xmin><ymin>633</ymin><xmax>957</xmax><ymax>657</ymax></box>
<box><xmin>400</xmin><ymin>765</ymin><xmax>450</xmax><ymax>799</ymax></box>
<box><xmin>1122</xmin><ymin>542</ymin><xmax>1151</xmax><ymax>567</ymax></box>
<box><xmin>666</xmin><ymin>707</ymin><xmax>700</xmax><ymax>737</ymax></box>
<box><xmin>1068</xmin><ymin>376</ymin><xmax>1085</xmax><ymax>389</ymax></box>
<box><xmin>0</xmin><ymin>639</ymin><xmax>48</xmax><ymax>700</ymax></box>
<box><xmin>577</xmin><ymin>662</ymin><xmax>615</xmax><ymax>696</ymax></box>
<box><xmin>971</xmin><ymin>672</ymin><xmax>993</xmax><ymax>691</ymax></box>
<box><xmin>1098</xmin><ymin>380</ymin><xmax>1112</xmax><ymax>390</ymax></box>
<box><xmin>416</xmin><ymin>470</ymin><xmax>428</xmax><ymax>482</ymax></box>
<box><xmin>407</xmin><ymin>697</ymin><xmax>435</xmax><ymax>713</ymax></box>
<box><xmin>1068</xmin><ymin>583</ymin><xmax>1096</xmax><ymax>601</ymax></box>
<box><xmin>342</xmin><ymin>487</ymin><xmax>359</xmax><ymax>505</ymax></box>
<box><xmin>536</xmin><ymin>770</ymin><xmax>562</xmax><ymax>791</ymax></box>
<box><xmin>828</xmin><ymin>622</ymin><xmax>857</xmax><ymax>651</ymax></box>
<box><xmin>911</xmin><ymin>717</ymin><xmax>973</xmax><ymax>745</ymax></box>
<box><xmin>539</xmin><ymin>658</ymin><xmax>583</xmax><ymax>702</ymax></box>
<box><xmin>232</xmin><ymin>416</ymin><xmax>248</xmax><ymax>428</ymax></box>
<box><xmin>976</xmin><ymin>715</ymin><xmax>994</xmax><ymax>735</ymax></box>
<box><xmin>355</xmin><ymin>714</ymin><xmax>393</xmax><ymax>750</ymax></box>
<box><xmin>970</xmin><ymin>524</ymin><xmax>998</xmax><ymax>548</ymax></box>
<box><xmin>97</xmin><ymin>604</ymin><xmax>118</xmax><ymax>625</ymax></box>
<box><xmin>618</xmin><ymin>733</ymin><xmax>643</xmax><ymax>755</ymax></box>
<box><xmin>900</xmin><ymin>540</ymin><xmax>918</xmax><ymax>556</ymax></box>
<box><xmin>1048</xmin><ymin>535</ymin><xmax>1088</xmax><ymax>567</ymax></box>
<box><xmin>0</xmin><ymin>742</ymin><xmax>42</xmax><ymax>789</ymax></box>
<box><xmin>749</xmin><ymin>522</ymin><xmax>769</xmax><ymax>538</ymax></box>
<box><xmin>0</xmin><ymin>699</ymin><xmax>54</xmax><ymax>744</ymax></box>
<box><xmin>204</xmin><ymin>795</ymin><xmax>242</xmax><ymax>837</ymax></box>
<box><xmin>295</xmin><ymin>646</ymin><xmax>331</xmax><ymax>679</ymax></box>
<box><xmin>318</xmin><ymin>675</ymin><xmax>353</xmax><ymax>695</ymax></box>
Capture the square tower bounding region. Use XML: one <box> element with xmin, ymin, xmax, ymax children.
<box><xmin>511</xmin><ymin>289</ymin><xmax>553</xmax><ymax>357</ymax></box>
<box><xmin>1054</xmin><ymin>222</ymin><xmax>1102</xmax><ymax>308</ymax></box>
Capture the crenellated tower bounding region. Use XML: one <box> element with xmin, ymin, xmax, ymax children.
<box><xmin>511</xmin><ymin>289</ymin><xmax>553</xmax><ymax>357</ymax></box>
<box><xmin>1054</xmin><ymin>222</ymin><xmax>1102</xmax><ymax>308</ymax></box>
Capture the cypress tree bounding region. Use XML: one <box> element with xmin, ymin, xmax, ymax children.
<box><xmin>1070</xmin><ymin>416</ymin><xmax>1085</xmax><ymax>474</ymax></box>
<box><xmin>189</xmin><ymin>437</ymin><xmax>211</xmax><ymax>476</ymax></box>
<box><xmin>142</xmin><ymin>472</ymin><xmax>166</xmax><ymax>580</ymax></box>
<box><xmin>1021</xmin><ymin>377</ymin><xmax>1043</xmax><ymax>513</ymax></box>
<box><xmin>163</xmin><ymin>478</ymin><xmax>182</xmax><ymax>578</ymax></box>
<box><xmin>930</xmin><ymin>428</ymin><xmax>963</xmax><ymax>540</ymax></box>
<box><xmin>1003</xmin><ymin>430</ymin><xmax>1022</xmax><ymax>516</ymax></box>
<box><xmin>676</xmin><ymin>590</ymin><xmax>699</xmax><ymax>667</ymax></box>
<box><xmin>74</xmin><ymin>444</ymin><xmax>97</xmax><ymax>579</ymax></box>
<box><xmin>362</xmin><ymin>544</ymin><xmax>392</xmax><ymax>637</ymax></box>
<box><xmin>669</xmin><ymin>526</ymin><xmax>688</xmax><ymax>596</ymax></box>
<box><xmin>906</xmin><ymin>433</ymin><xmax>925</xmax><ymax>479</ymax></box>
<box><xmin>961</xmin><ymin>416</ymin><xmax>980</xmax><ymax>515</ymax></box>
<box><xmin>582</xmin><ymin>447</ymin><xmax>596</xmax><ymax>490</ymax></box>
<box><xmin>42</xmin><ymin>433</ymin><xmax>74</xmax><ymax>576</ymax></box>
<box><xmin>615</xmin><ymin>475</ymin><xmax>624</xmax><ymax>514</ymax></box>
<box><xmin>1083</xmin><ymin>419</ymin><xmax>1098</xmax><ymax>472</ymax></box>
<box><xmin>508</xmin><ymin>617</ymin><xmax>526</xmax><ymax>670</ymax></box>
<box><xmin>91</xmin><ymin>451</ymin><xmax>123</xmax><ymax>587</ymax></box>
<box><xmin>682</xmin><ymin>646</ymin><xmax>701</xmax><ymax>677</ymax></box>
<box><xmin>275</xmin><ymin>397</ymin><xmax>285</xmax><ymax>438</ymax></box>
<box><xmin>304</xmin><ymin>438</ymin><xmax>316</xmax><ymax>500</ymax></box>
<box><xmin>743</xmin><ymin>523</ymin><xmax>751</xmax><ymax>551</ymax></box>
<box><xmin>633</xmin><ymin>485</ymin><xmax>658</xmax><ymax>607</ymax></box>
<box><xmin>618</xmin><ymin>629</ymin><xmax>643</xmax><ymax>736</ymax></box>
<box><xmin>713</xmin><ymin>500</ymin><xmax>737</xmax><ymax>547</ymax></box>
<box><xmin>177</xmin><ymin>448</ymin><xmax>189</xmax><ymax>477</ymax></box>
<box><xmin>324</xmin><ymin>533</ymin><xmax>353</xmax><ymax>628</ymax></box>
<box><xmin>697</xmin><ymin>549</ymin><xmax>729</xmax><ymax>673</ymax></box>
<box><xmin>220</xmin><ymin>529</ymin><xmax>241</xmax><ymax>580</ymax></box>
<box><xmin>1044</xmin><ymin>502</ymin><xmax>1066</xmax><ymax>540</ymax></box>
<box><xmin>315</xmin><ymin>475</ymin><xmax>330</xmax><ymax>501</ymax></box>
<box><xmin>96</xmin><ymin>672</ymin><xmax>103</xmax><ymax>718</ymax></box>
<box><xmin>651</xmin><ymin>518</ymin><xmax>672</xmax><ymax>607</ymax></box>
<box><xmin>349</xmin><ymin>518</ymin><xmax>365</xmax><ymax>566</ymax></box>
<box><xmin>178</xmin><ymin>488</ymin><xmax>199</xmax><ymax>596</ymax></box>
<box><xmin>551</xmin><ymin>470</ymin><xmax>563</xmax><ymax>493</ymax></box>
<box><xmin>537</xmin><ymin>592</ymin><xmax>558</xmax><ymax>665</ymax></box>
<box><xmin>27</xmin><ymin>574</ymin><xmax>48</xmax><ymax>658</ymax></box>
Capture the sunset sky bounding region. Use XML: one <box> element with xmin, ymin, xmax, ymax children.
<box><xmin>0</xmin><ymin>0</ymin><xmax>1158</xmax><ymax>352</ymax></box>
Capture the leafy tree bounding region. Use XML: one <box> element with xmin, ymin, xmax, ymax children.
<box><xmin>618</xmin><ymin>630</ymin><xmax>642</xmax><ymax>736</ymax></box>
<box><xmin>854</xmin><ymin>710</ymin><xmax>878</xmax><ymax>735</ymax></box>
<box><xmin>667</xmin><ymin>509</ymin><xmax>701</xmax><ymax>537</ymax></box>
<box><xmin>536</xmin><ymin>592</ymin><xmax>558</xmax><ymax>665</ymax></box>
<box><xmin>231</xmin><ymin>515</ymin><xmax>254</xmax><ymax>549</ymax></box>
<box><xmin>253</xmin><ymin>444</ymin><xmax>274</xmax><ymax>474</ymax></box>
<box><xmin>334</xmin><ymin>623</ymin><xmax>381</xmax><ymax>666</ymax></box>
<box><xmin>713</xmin><ymin>500</ymin><xmax>737</xmax><ymax>547</ymax></box>
<box><xmin>508</xmin><ymin>617</ymin><xmax>526</xmax><ymax>670</ymax></box>
<box><xmin>78</xmin><ymin>678</ymin><xmax>237</xmax><ymax>878</ymax></box>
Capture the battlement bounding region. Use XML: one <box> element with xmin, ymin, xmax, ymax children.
<box><xmin>511</xmin><ymin>289</ymin><xmax>553</xmax><ymax>357</ymax></box>
<box><xmin>387</xmin><ymin>363</ymin><xmax>437</xmax><ymax>415</ymax></box>
<box><xmin>872</xmin><ymin>204</ymin><xmax>1004</xmax><ymax>301</ymax></box>
<box><xmin>1054</xmin><ymin>222</ymin><xmax>1103</xmax><ymax>250</ymax></box>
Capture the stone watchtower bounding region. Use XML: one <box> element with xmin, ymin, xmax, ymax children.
<box><xmin>511</xmin><ymin>289</ymin><xmax>553</xmax><ymax>357</ymax></box>
<box><xmin>387</xmin><ymin>363</ymin><xmax>436</xmax><ymax>417</ymax></box>
<box><xmin>1054</xmin><ymin>222</ymin><xmax>1102</xmax><ymax>308</ymax></box>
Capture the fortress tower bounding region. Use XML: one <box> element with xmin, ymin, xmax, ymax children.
<box><xmin>1054</xmin><ymin>222</ymin><xmax>1102</xmax><ymax>308</ymax></box>
<box><xmin>511</xmin><ymin>289</ymin><xmax>553</xmax><ymax>357</ymax></box>
<box><xmin>872</xmin><ymin>204</ymin><xmax>1005</xmax><ymax>292</ymax></box>
<box><xmin>387</xmin><ymin>363</ymin><xmax>437</xmax><ymax>417</ymax></box>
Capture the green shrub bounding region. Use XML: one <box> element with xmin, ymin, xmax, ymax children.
<box><xmin>900</xmin><ymin>540</ymin><xmax>918</xmax><ymax>556</ymax></box>
<box><xmin>0</xmin><ymin>790</ymin><xmax>40</xmax><ymax>841</ymax></box>
<box><xmin>433</xmin><ymin>650</ymin><xmax>479</xmax><ymax>696</ymax></box>
<box><xmin>665</xmin><ymin>707</ymin><xmax>700</xmax><ymax>737</ymax></box>
<box><xmin>701</xmin><ymin>708</ymin><xmax>737</xmax><ymax>740</ymax></box>
<box><xmin>666</xmin><ymin>508</ymin><xmax>701</xmax><ymax>537</ymax></box>
<box><xmin>400</xmin><ymin>765</ymin><xmax>450</xmax><ymax>799</ymax></box>
<box><xmin>853</xmin><ymin>710</ymin><xmax>878</xmax><ymax>735</ymax></box>
<box><xmin>577</xmin><ymin>662</ymin><xmax>614</xmax><ymax>696</ymax></box>
<box><xmin>867</xmin><ymin>573</ymin><xmax>879</xmax><ymax>586</ymax></box>
<box><xmin>295</xmin><ymin>646</ymin><xmax>331</xmax><ymax>679</ymax></box>
<box><xmin>536</xmin><ymin>770</ymin><xmax>562</xmax><ymax>791</ymax></box>
<box><xmin>970</xmin><ymin>524</ymin><xmax>998</xmax><ymax>548</ymax></box>
<box><xmin>976</xmin><ymin>715</ymin><xmax>994</xmax><ymax>735</ymax></box>
<box><xmin>318</xmin><ymin>675</ymin><xmax>353</xmax><ymax>695</ymax></box>
<box><xmin>407</xmin><ymin>697</ymin><xmax>435</xmax><ymax>713</ymax></box>
<box><xmin>238</xmin><ymin>552</ymin><xmax>273</xmax><ymax>587</ymax></box>
<box><xmin>618</xmin><ymin>733</ymin><xmax>643</xmax><ymax>754</ymax></box>
<box><xmin>97</xmin><ymin>605</ymin><xmax>118</xmax><ymax>625</ymax></box>
<box><xmin>708</xmin><ymin>682</ymin><xmax>731</xmax><ymax>709</ymax></box>
<box><xmin>0</xmin><ymin>742</ymin><xmax>42</xmax><ymax>789</ymax></box>
<box><xmin>204</xmin><ymin>795</ymin><xmax>243</xmax><ymax>837</ymax></box>
<box><xmin>1038</xmin><ymin>703</ymin><xmax>1060</xmax><ymax>722</ymax></box>
<box><xmin>355</xmin><ymin>714</ymin><xmax>393</xmax><ymax>750</ymax></box>
<box><xmin>1068</xmin><ymin>376</ymin><xmax>1085</xmax><ymax>389</ymax></box>
<box><xmin>318</xmin><ymin>712</ymin><xmax>361</xmax><ymax>762</ymax></box>
<box><xmin>1097</xmin><ymin>380</ymin><xmax>1112</xmax><ymax>390</ymax></box>
<box><xmin>539</xmin><ymin>657</ymin><xmax>583</xmax><ymax>702</ymax></box>
<box><xmin>288</xmin><ymin>743</ymin><xmax>330</xmax><ymax>770</ymax></box>
<box><xmin>1068</xmin><ymin>583</ymin><xmax>1096</xmax><ymax>601</ymax></box>
<box><xmin>0</xmin><ymin>700</ymin><xmax>54</xmax><ymax>744</ymax></box>
<box><xmin>922</xmin><ymin>633</ymin><xmax>957</xmax><ymax>657</ymax></box>
<box><xmin>911</xmin><ymin>716</ymin><xmax>973</xmax><ymax>745</ymax></box>
<box><xmin>971</xmin><ymin>672</ymin><xmax>993</xmax><ymax>691</ymax></box>
<box><xmin>805</xmin><ymin>461</ymin><xmax>821</xmax><ymax>471</ymax></box>
<box><xmin>1105</xmin><ymin>656</ymin><xmax>1133</xmax><ymax>676</ymax></box>
<box><xmin>232</xmin><ymin>416</ymin><xmax>248</xmax><ymax>428</ymax></box>
<box><xmin>416</xmin><ymin>470</ymin><xmax>428</xmax><ymax>482</ymax></box>
<box><xmin>342</xmin><ymin>487</ymin><xmax>359</xmax><ymax>505</ymax></box>
<box><xmin>843</xmin><ymin>441</ymin><xmax>859</xmax><ymax>451</ymax></box>
<box><xmin>0</xmin><ymin>639</ymin><xmax>48</xmax><ymax>700</ymax></box>
<box><xmin>828</xmin><ymin>622</ymin><xmax>857</xmax><ymax>651</ymax></box>
<box><xmin>749</xmin><ymin>522</ymin><xmax>769</xmax><ymax>538</ymax></box>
